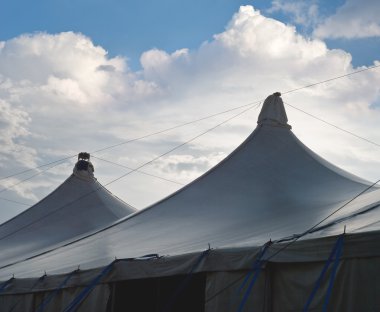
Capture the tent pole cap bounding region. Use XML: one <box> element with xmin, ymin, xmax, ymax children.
<box><xmin>74</xmin><ymin>152</ymin><xmax>95</xmax><ymax>180</ymax></box>
<box><xmin>78</xmin><ymin>152</ymin><xmax>90</xmax><ymax>161</ymax></box>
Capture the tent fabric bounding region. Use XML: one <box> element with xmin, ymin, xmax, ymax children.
<box><xmin>257</xmin><ymin>92</ymin><xmax>290</xmax><ymax>128</ymax></box>
<box><xmin>2</xmin><ymin>256</ymin><xmax>379</xmax><ymax>312</ymax></box>
<box><xmin>1</xmin><ymin>234</ymin><xmax>380</xmax><ymax>311</ymax></box>
<box><xmin>0</xmin><ymin>161</ymin><xmax>136</xmax><ymax>270</ymax></box>
<box><xmin>0</xmin><ymin>284</ymin><xmax>109</xmax><ymax>312</ymax></box>
<box><xmin>1</xmin><ymin>94</ymin><xmax>380</xmax><ymax>279</ymax></box>
<box><xmin>205</xmin><ymin>256</ymin><xmax>380</xmax><ymax>312</ymax></box>
<box><xmin>1</xmin><ymin>120</ymin><xmax>378</xmax><ymax>278</ymax></box>
<box><xmin>1</xmin><ymin>92</ymin><xmax>380</xmax><ymax>309</ymax></box>
<box><xmin>205</xmin><ymin>270</ymin><xmax>267</xmax><ymax>312</ymax></box>
<box><xmin>1</xmin><ymin>230</ymin><xmax>380</xmax><ymax>294</ymax></box>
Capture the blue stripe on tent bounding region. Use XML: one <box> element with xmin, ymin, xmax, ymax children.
<box><xmin>303</xmin><ymin>234</ymin><xmax>344</xmax><ymax>312</ymax></box>
<box><xmin>0</xmin><ymin>277</ymin><xmax>14</xmax><ymax>294</ymax></box>
<box><xmin>323</xmin><ymin>235</ymin><xmax>344</xmax><ymax>312</ymax></box>
<box><xmin>236</xmin><ymin>241</ymin><xmax>271</xmax><ymax>312</ymax></box>
<box><xmin>36</xmin><ymin>269</ymin><xmax>78</xmax><ymax>312</ymax></box>
<box><xmin>62</xmin><ymin>261</ymin><xmax>115</xmax><ymax>312</ymax></box>
<box><xmin>9</xmin><ymin>274</ymin><xmax>46</xmax><ymax>312</ymax></box>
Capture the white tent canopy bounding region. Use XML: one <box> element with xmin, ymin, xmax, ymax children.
<box><xmin>0</xmin><ymin>93</ymin><xmax>379</xmax><ymax>280</ymax></box>
<box><xmin>0</xmin><ymin>155</ymin><xmax>136</xmax><ymax>271</ymax></box>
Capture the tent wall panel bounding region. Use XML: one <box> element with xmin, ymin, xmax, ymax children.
<box><xmin>205</xmin><ymin>270</ymin><xmax>268</xmax><ymax>312</ymax></box>
<box><xmin>0</xmin><ymin>293</ymin><xmax>34</xmax><ymax>312</ymax></box>
<box><xmin>0</xmin><ymin>285</ymin><xmax>110</xmax><ymax>312</ymax></box>
<box><xmin>205</xmin><ymin>257</ymin><xmax>380</xmax><ymax>312</ymax></box>
<box><xmin>1</xmin><ymin>257</ymin><xmax>380</xmax><ymax>311</ymax></box>
<box><xmin>270</xmin><ymin>257</ymin><xmax>380</xmax><ymax>311</ymax></box>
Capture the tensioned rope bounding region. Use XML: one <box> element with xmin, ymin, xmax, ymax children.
<box><xmin>0</xmin><ymin>154</ymin><xmax>185</xmax><ymax>207</ymax></box>
<box><xmin>91</xmin><ymin>156</ymin><xmax>184</xmax><ymax>186</ymax></box>
<box><xmin>282</xmin><ymin>63</ymin><xmax>380</xmax><ymax>95</ymax></box>
<box><xmin>0</xmin><ymin>160</ymin><xmax>67</xmax><ymax>196</ymax></box>
<box><xmin>0</xmin><ymin>101</ymin><xmax>261</xmax><ymax>205</ymax></box>
<box><xmin>265</xmin><ymin>178</ymin><xmax>380</xmax><ymax>263</ymax></box>
<box><xmin>0</xmin><ymin>66</ymin><xmax>379</xmax><ymax>296</ymax></box>
<box><xmin>0</xmin><ymin>197</ymin><xmax>30</xmax><ymax>206</ymax></box>
<box><xmin>0</xmin><ymin>156</ymin><xmax>76</xmax><ymax>182</ymax></box>
<box><xmin>302</xmin><ymin>180</ymin><xmax>379</xmax><ymax>236</ymax></box>
<box><xmin>1</xmin><ymin>63</ymin><xmax>379</xmax><ymax>196</ymax></box>
<box><xmin>1</xmin><ymin>64</ymin><xmax>380</xmax><ymax>206</ymax></box>
<box><xmin>205</xmin><ymin>177</ymin><xmax>380</xmax><ymax>304</ymax></box>
<box><xmin>284</xmin><ymin>101</ymin><xmax>380</xmax><ymax>149</ymax></box>
<box><xmin>0</xmin><ymin>101</ymin><xmax>261</xmax><ymax>182</ymax></box>
<box><xmin>0</xmin><ymin>160</ymin><xmax>70</xmax><ymax>207</ymax></box>
<box><xmin>2</xmin><ymin>62</ymin><xmax>380</xmax><ymax>184</ymax></box>
<box><xmin>93</xmin><ymin>96</ymin><xmax>380</xmax><ymax>189</ymax></box>
<box><xmin>0</xmin><ymin>103</ymin><xmax>260</xmax><ymax>243</ymax></box>
<box><xmin>102</xmin><ymin>104</ymin><xmax>259</xmax><ymax>187</ymax></box>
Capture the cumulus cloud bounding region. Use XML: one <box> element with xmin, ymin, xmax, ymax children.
<box><xmin>0</xmin><ymin>32</ymin><xmax>160</xmax><ymax>108</ymax></box>
<box><xmin>0</xmin><ymin>99</ymin><xmax>35</xmax><ymax>167</ymax></box>
<box><xmin>314</xmin><ymin>0</ymin><xmax>380</xmax><ymax>39</ymax></box>
<box><xmin>140</xmin><ymin>5</ymin><xmax>353</xmax><ymax>97</ymax></box>
<box><xmin>0</xmin><ymin>32</ymin><xmax>161</xmax><ymax>213</ymax></box>
<box><xmin>153</xmin><ymin>152</ymin><xmax>226</xmax><ymax>183</ymax></box>
<box><xmin>0</xmin><ymin>6</ymin><xmax>380</xmax><ymax>223</ymax></box>
<box><xmin>267</xmin><ymin>0</ymin><xmax>320</xmax><ymax>30</ymax></box>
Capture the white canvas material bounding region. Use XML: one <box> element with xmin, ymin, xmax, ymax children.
<box><xmin>0</xmin><ymin>93</ymin><xmax>379</xmax><ymax>312</ymax></box>
<box><xmin>0</xmin><ymin>159</ymin><xmax>136</xmax><ymax>270</ymax></box>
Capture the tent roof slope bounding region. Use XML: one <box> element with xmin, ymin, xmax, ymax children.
<box><xmin>1</xmin><ymin>93</ymin><xmax>379</xmax><ymax>279</ymax></box>
<box><xmin>0</xmin><ymin>157</ymin><xmax>136</xmax><ymax>269</ymax></box>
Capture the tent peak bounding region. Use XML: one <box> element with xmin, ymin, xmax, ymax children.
<box><xmin>257</xmin><ymin>92</ymin><xmax>291</xmax><ymax>129</ymax></box>
<box><xmin>73</xmin><ymin>152</ymin><xmax>95</xmax><ymax>181</ymax></box>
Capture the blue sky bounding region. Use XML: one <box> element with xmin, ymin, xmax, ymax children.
<box><xmin>0</xmin><ymin>0</ymin><xmax>380</xmax><ymax>221</ymax></box>
<box><xmin>1</xmin><ymin>0</ymin><xmax>378</xmax><ymax>69</ymax></box>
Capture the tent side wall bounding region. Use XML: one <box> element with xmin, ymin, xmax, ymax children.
<box><xmin>205</xmin><ymin>257</ymin><xmax>380</xmax><ymax>312</ymax></box>
<box><xmin>1</xmin><ymin>256</ymin><xmax>379</xmax><ymax>312</ymax></box>
<box><xmin>1</xmin><ymin>232</ymin><xmax>380</xmax><ymax>312</ymax></box>
<box><xmin>0</xmin><ymin>284</ymin><xmax>110</xmax><ymax>312</ymax></box>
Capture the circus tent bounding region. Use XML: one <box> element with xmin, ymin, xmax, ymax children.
<box><xmin>0</xmin><ymin>153</ymin><xmax>136</xmax><ymax>271</ymax></box>
<box><xmin>0</xmin><ymin>93</ymin><xmax>379</xmax><ymax>311</ymax></box>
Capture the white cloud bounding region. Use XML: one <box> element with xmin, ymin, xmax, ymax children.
<box><xmin>0</xmin><ymin>32</ymin><xmax>159</xmax><ymax>108</ymax></box>
<box><xmin>0</xmin><ymin>98</ymin><xmax>35</xmax><ymax>168</ymax></box>
<box><xmin>0</xmin><ymin>31</ymin><xmax>162</xmax><ymax>216</ymax></box>
<box><xmin>268</xmin><ymin>0</ymin><xmax>320</xmax><ymax>29</ymax></box>
<box><xmin>314</xmin><ymin>0</ymin><xmax>380</xmax><ymax>39</ymax></box>
<box><xmin>152</xmin><ymin>152</ymin><xmax>226</xmax><ymax>183</ymax></box>
<box><xmin>0</xmin><ymin>6</ymin><xmax>380</xmax><ymax>223</ymax></box>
